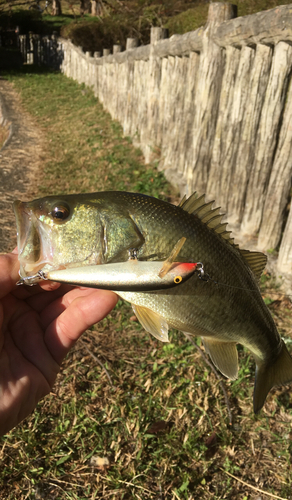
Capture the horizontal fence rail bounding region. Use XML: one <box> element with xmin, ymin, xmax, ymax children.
<box><xmin>18</xmin><ymin>3</ymin><xmax>292</xmax><ymax>279</ymax></box>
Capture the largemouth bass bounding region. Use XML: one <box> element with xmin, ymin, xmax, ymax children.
<box><xmin>13</xmin><ymin>191</ymin><xmax>292</xmax><ymax>412</ymax></box>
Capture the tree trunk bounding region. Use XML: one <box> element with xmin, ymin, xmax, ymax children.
<box><xmin>91</xmin><ymin>1</ymin><xmax>103</xmax><ymax>16</ymax></box>
<box><xmin>52</xmin><ymin>0</ymin><xmax>62</xmax><ymax>16</ymax></box>
<box><xmin>80</xmin><ymin>0</ymin><xmax>91</xmax><ymax>15</ymax></box>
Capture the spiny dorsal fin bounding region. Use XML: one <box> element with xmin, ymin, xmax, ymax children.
<box><xmin>240</xmin><ymin>249</ymin><xmax>267</xmax><ymax>280</ymax></box>
<box><xmin>179</xmin><ymin>192</ymin><xmax>205</xmax><ymax>213</ymax></box>
<box><xmin>179</xmin><ymin>193</ymin><xmax>267</xmax><ymax>279</ymax></box>
<box><xmin>179</xmin><ymin>193</ymin><xmax>234</xmax><ymax>246</ymax></box>
<box><xmin>178</xmin><ymin>194</ymin><xmax>187</xmax><ymax>207</ymax></box>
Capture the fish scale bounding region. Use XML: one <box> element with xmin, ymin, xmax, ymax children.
<box><xmin>13</xmin><ymin>190</ymin><xmax>292</xmax><ymax>412</ymax></box>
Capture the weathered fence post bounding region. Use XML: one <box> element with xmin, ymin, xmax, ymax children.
<box><xmin>258</xmin><ymin>79</ymin><xmax>292</xmax><ymax>252</ymax></box>
<box><xmin>113</xmin><ymin>45</ymin><xmax>122</xmax><ymax>54</ymax></box>
<box><xmin>141</xmin><ymin>27</ymin><xmax>169</xmax><ymax>162</ymax></box>
<box><xmin>106</xmin><ymin>45</ymin><xmax>122</xmax><ymax>118</ymax></box>
<box><xmin>278</xmin><ymin>211</ymin><xmax>292</xmax><ymax>275</ymax></box>
<box><xmin>19</xmin><ymin>35</ymin><xmax>27</xmax><ymax>63</ymax></box>
<box><xmin>159</xmin><ymin>28</ymin><xmax>201</xmax><ymax>192</ymax></box>
<box><xmin>120</xmin><ymin>38</ymin><xmax>139</xmax><ymax>136</ymax></box>
<box><xmin>27</xmin><ymin>32</ymin><xmax>34</xmax><ymax>64</ymax></box>
<box><xmin>241</xmin><ymin>41</ymin><xmax>292</xmax><ymax>237</ymax></box>
<box><xmin>126</xmin><ymin>38</ymin><xmax>138</xmax><ymax>50</ymax></box>
<box><xmin>222</xmin><ymin>44</ymin><xmax>273</xmax><ymax>227</ymax></box>
<box><xmin>185</xmin><ymin>2</ymin><xmax>237</xmax><ymax>196</ymax></box>
<box><xmin>92</xmin><ymin>51</ymin><xmax>101</xmax><ymax>97</ymax></box>
<box><xmin>150</xmin><ymin>27</ymin><xmax>169</xmax><ymax>45</ymax></box>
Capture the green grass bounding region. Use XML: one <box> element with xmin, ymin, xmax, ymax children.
<box><xmin>1</xmin><ymin>65</ymin><xmax>292</xmax><ymax>499</ymax></box>
<box><xmin>6</xmin><ymin>68</ymin><xmax>171</xmax><ymax>200</ymax></box>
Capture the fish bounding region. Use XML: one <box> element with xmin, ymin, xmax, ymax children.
<box><xmin>13</xmin><ymin>191</ymin><xmax>292</xmax><ymax>413</ymax></box>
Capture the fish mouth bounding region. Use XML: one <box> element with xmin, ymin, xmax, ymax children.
<box><xmin>13</xmin><ymin>200</ymin><xmax>54</xmax><ymax>277</ymax></box>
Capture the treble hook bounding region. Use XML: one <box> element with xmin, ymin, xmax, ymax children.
<box><xmin>16</xmin><ymin>270</ymin><xmax>48</xmax><ymax>286</ymax></box>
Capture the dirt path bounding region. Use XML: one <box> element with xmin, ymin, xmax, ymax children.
<box><xmin>0</xmin><ymin>78</ymin><xmax>45</xmax><ymax>253</ymax></box>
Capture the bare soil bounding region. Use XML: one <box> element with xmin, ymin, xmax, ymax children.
<box><xmin>0</xmin><ymin>78</ymin><xmax>45</xmax><ymax>253</ymax></box>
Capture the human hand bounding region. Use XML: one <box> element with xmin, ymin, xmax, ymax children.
<box><xmin>0</xmin><ymin>252</ymin><xmax>118</xmax><ymax>436</ymax></box>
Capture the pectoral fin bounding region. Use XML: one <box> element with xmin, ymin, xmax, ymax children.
<box><xmin>132</xmin><ymin>304</ymin><xmax>169</xmax><ymax>342</ymax></box>
<box><xmin>202</xmin><ymin>338</ymin><xmax>238</xmax><ymax>380</ymax></box>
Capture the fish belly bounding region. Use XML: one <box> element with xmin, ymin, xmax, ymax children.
<box><xmin>118</xmin><ymin>276</ymin><xmax>261</xmax><ymax>343</ymax></box>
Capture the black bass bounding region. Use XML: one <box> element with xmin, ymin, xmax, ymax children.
<box><xmin>13</xmin><ymin>191</ymin><xmax>292</xmax><ymax>412</ymax></box>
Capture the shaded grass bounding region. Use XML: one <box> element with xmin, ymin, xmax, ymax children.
<box><xmin>1</xmin><ymin>68</ymin><xmax>292</xmax><ymax>499</ymax></box>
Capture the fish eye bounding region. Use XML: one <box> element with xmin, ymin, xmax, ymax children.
<box><xmin>51</xmin><ymin>203</ymin><xmax>71</xmax><ymax>223</ymax></box>
<box><xmin>174</xmin><ymin>276</ymin><xmax>182</xmax><ymax>284</ymax></box>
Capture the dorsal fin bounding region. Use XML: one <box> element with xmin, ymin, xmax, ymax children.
<box><xmin>179</xmin><ymin>193</ymin><xmax>234</xmax><ymax>246</ymax></box>
<box><xmin>180</xmin><ymin>192</ymin><xmax>205</xmax><ymax>213</ymax></box>
<box><xmin>194</xmin><ymin>200</ymin><xmax>214</xmax><ymax>217</ymax></box>
<box><xmin>179</xmin><ymin>193</ymin><xmax>267</xmax><ymax>280</ymax></box>
<box><xmin>178</xmin><ymin>194</ymin><xmax>187</xmax><ymax>207</ymax></box>
<box><xmin>205</xmin><ymin>213</ymin><xmax>223</xmax><ymax>228</ymax></box>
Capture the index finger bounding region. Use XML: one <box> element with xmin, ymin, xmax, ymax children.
<box><xmin>44</xmin><ymin>289</ymin><xmax>118</xmax><ymax>364</ymax></box>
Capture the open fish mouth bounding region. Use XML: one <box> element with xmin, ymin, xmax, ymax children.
<box><xmin>13</xmin><ymin>200</ymin><xmax>54</xmax><ymax>277</ymax></box>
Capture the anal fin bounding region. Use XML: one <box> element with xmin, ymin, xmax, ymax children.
<box><xmin>202</xmin><ymin>338</ymin><xmax>238</xmax><ymax>380</ymax></box>
<box><xmin>132</xmin><ymin>304</ymin><xmax>169</xmax><ymax>342</ymax></box>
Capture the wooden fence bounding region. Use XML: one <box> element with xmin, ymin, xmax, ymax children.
<box><xmin>19</xmin><ymin>32</ymin><xmax>62</xmax><ymax>68</ymax></box>
<box><xmin>19</xmin><ymin>3</ymin><xmax>292</xmax><ymax>278</ymax></box>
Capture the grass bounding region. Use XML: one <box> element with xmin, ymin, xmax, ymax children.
<box><xmin>1</xmin><ymin>65</ymin><xmax>292</xmax><ymax>500</ymax></box>
<box><xmin>5</xmin><ymin>67</ymin><xmax>171</xmax><ymax>200</ymax></box>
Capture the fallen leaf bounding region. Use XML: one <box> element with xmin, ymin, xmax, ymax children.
<box><xmin>205</xmin><ymin>432</ymin><xmax>218</xmax><ymax>459</ymax></box>
<box><xmin>89</xmin><ymin>456</ymin><xmax>110</xmax><ymax>471</ymax></box>
<box><xmin>147</xmin><ymin>420</ymin><xmax>170</xmax><ymax>434</ymax></box>
<box><xmin>144</xmin><ymin>378</ymin><xmax>152</xmax><ymax>392</ymax></box>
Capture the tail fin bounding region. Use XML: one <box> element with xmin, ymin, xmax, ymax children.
<box><xmin>253</xmin><ymin>340</ymin><xmax>292</xmax><ymax>413</ymax></box>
